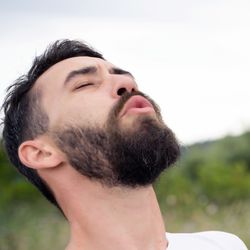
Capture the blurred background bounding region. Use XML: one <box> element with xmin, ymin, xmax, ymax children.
<box><xmin>0</xmin><ymin>0</ymin><xmax>250</xmax><ymax>249</ymax></box>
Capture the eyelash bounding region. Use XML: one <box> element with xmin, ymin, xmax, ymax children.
<box><xmin>75</xmin><ymin>83</ymin><xmax>94</xmax><ymax>90</ymax></box>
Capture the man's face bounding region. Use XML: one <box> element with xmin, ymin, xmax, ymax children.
<box><xmin>36</xmin><ymin>56</ymin><xmax>180</xmax><ymax>187</ymax></box>
<box><xmin>36</xmin><ymin>56</ymin><xmax>142</xmax><ymax>130</ymax></box>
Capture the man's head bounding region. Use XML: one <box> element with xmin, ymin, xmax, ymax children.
<box><xmin>2</xmin><ymin>39</ymin><xmax>180</xmax><ymax>209</ymax></box>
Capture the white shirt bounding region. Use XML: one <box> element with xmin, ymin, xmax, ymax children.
<box><xmin>166</xmin><ymin>231</ymin><xmax>248</xmax><ymax>250</ymax></box>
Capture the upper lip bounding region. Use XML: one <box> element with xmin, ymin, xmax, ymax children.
<box><xmin>119</xmin><ymin>95</ymin><xmax>154</xmax><ymax>118</ymax></box>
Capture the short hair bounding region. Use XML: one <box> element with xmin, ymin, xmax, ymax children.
<box><xmin>1</xmin><ymin>39</ymin><xmax>104</xmax><ymax>209</ymax></box>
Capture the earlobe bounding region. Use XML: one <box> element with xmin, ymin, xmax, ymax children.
<box><xmin>18</xmin><ymin>140</ymin><xmax>63</xmax><ymax>170</ymax></box>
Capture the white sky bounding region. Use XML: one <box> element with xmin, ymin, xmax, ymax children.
<box><xmin>0</xmin><ymin>0</ymin><xmax>250</xmax><ymax>144</ymax></box>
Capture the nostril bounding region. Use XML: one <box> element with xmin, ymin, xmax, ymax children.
<box><xmin>117</xmin><ymin>87</ymin><xmax>127</xmax><ymax>96</ymax></box>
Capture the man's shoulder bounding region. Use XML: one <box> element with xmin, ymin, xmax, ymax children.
<box><xmin>166</xmin><ymin>231</ymin><xmax>248</xmax><ymax>250</ymax></box>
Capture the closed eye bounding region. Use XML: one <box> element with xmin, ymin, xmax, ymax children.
<box><xmin>75</xmin><ymin>83</ymin><xmax>94</xmax><ymax>90</ymax></box>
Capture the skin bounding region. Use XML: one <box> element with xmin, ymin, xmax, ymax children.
<box><xmin>18</xmin><ymin>57</ymin><xmax>168</xmax><ymax>250</ymax></box>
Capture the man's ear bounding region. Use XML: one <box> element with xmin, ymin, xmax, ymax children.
<box><xmin>18</xmin><ymin>139</ymin><xmax>64</xmax><ymax>170</ymax></box>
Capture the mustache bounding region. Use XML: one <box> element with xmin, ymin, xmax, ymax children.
<box><xmin>110</xmin><ymin>90</ymin><xmax>161</xmax><ymax>119</ymax></box>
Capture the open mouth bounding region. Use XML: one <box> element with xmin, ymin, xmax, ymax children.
<box><xmin>119</xmin><ymin>95</ymin><xmax>155</xmax><ymax>118</ymax></box>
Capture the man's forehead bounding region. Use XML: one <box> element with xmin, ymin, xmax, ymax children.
<box><xmin>36</xmin><ymin>56</ymin><xmax>114</xmax><ymax>85</ymax></box>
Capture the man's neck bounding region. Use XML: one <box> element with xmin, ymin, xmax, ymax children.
<box><xmin>56</xmin><ymin>175</ymin><xmax>167</xmax><ymax>250</ymax></box>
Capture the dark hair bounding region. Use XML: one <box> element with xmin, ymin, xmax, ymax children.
<box><xmin>1</xmin><ymin>39</ymin><xmax>104</xmax><ymax>209</ymax></box>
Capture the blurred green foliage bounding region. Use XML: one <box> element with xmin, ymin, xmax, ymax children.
<box><xmin>154</xmin><ymin>131</ymin><xmax>250</xmax><ymax>207</ymax></box>
<box><xmin>0</xmin><ymin>144</ymin><xmax>38</xmax><ymax>207</ymax></box>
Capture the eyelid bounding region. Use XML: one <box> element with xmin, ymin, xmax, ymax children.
<box><xmin>75</xmin><ymin>83</ymin><xmax>94</xmax><ymax>90</ymax></box>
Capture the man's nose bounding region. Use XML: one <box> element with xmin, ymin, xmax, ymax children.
<box><xmin>111</xmin><ymin>76</ymin><xmax>138</xmax><ymax>98</ymax></box>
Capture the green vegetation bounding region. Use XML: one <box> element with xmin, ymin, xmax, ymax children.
<box><xmin>1</xmin><ymin>131</ymin><xmax>250</xmax><ymax>249</ymax></box>
<box><xmin>155</xmin><ymin>131</ymin><xmax>250</xmax><ymax>206</ymax></box>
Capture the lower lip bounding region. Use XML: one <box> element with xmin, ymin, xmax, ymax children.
<box><xmin>123</xmin><ymin>107</ymin><xmax>155</xmax><ymax>116</ymax></box>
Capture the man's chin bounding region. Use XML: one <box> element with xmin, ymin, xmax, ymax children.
<box><xmin>119</xmin><ymin>112</ymin><xmax>160</xmax><ymax>131</ymax></box>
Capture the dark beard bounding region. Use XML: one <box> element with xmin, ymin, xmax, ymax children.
<box><xmin>51</xmin><ymin>91</ymin><xmax>180</xmax><ymax>188</ymax></box>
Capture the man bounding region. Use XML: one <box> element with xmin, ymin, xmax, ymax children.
<box><xmin>2</xmin><ymin>39</ymin><xmax>247</xmax><ymax>250</ymax></box>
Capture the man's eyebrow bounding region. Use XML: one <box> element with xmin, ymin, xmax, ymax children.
<box><xmin>110</xmin><ymin>67</ymin><xmax>134</xmax><ymax>78</ymax></box>
<box><xmin>64</xmin><ymin>66</ymin><xmax>97</xmax><ymax>85</ymax></box>
<box><xmin>64</xmin><ymin>66</ymin><xmax>134</xmax><ymax>86</ymax></box>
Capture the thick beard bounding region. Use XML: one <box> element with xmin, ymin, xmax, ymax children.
<box><xmin>51</xmin><ymin>91</ymin><xmax>180</xmax><ymax>188</ymax></box>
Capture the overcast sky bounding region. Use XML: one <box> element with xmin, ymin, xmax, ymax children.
<box><xmin>1</xmin><ymin>0</ymin><xmax>250</xmax><ymax>144</ymax></box>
